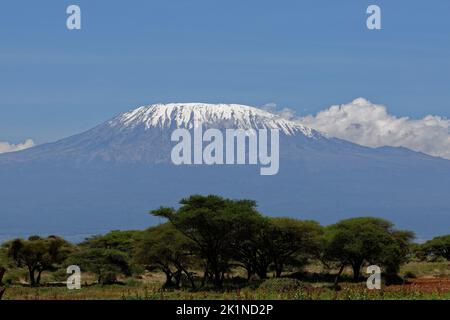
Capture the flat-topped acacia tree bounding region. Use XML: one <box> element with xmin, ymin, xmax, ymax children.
<box><xmin>6</xmin><ymin>236</ymin><xmax>72</xmax><ymax>287</ymax></box>
<box><xmin>151</xmin><ymin>194</ymin><xmax>263</xmax><ymax>288</ymax></box>
<box><xmin>135</xmin><ymin>223</ymin><xmax>196</xmax><ymax>289</ymax></box>
<box><xmin>323</xmin><ymin>217</ymin><xmax>414</xmax><ymax>283</ymax></box>
<box><xmin>421</xmin><ymin>235</ymin><xmax>450</xmax><ymax>261</ymax></box>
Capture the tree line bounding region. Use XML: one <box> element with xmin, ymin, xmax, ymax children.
<box><xmin>1</xmin><ymin>195</ymin><xmax>449</xmax><ymax>291</ymax></box>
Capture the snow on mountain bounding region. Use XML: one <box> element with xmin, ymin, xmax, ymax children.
<box><xmin>107</xmin><ymin>103</ymin><xmax>321</xmax><ymax>138</ymax></box>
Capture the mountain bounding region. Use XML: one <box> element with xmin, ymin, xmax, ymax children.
<box><xmin>1</xmin><ymin>103</ymin><xmax>450</xmax><ymax>242</ymax></box>
<box><xmin>0</xmin><ymin>103</ymin><xmax>322</xmax><ymax>164</ymax></box>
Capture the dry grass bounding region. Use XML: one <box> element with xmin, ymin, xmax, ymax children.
<box><xmin>4</xmin><ymin>280</ymin><xmax>450</xmax><ymax>300</ymax></box>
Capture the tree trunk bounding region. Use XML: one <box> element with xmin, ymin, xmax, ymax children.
<box><xmin>246</xmin><ymin>266</ymin><xmax>253</xmax><ymax>281</ymax></box>
<box><xmin>185</xmin><ymin>271</ymin><xmax>196</xmax><ymax>290</ymax></box>
<box><xmin>201</xmin><ymin>264</ymin><xmax>209</xmax><ymax>287</ymax></box>
<box><xmin>275</xmin><ymin>263</ymin><xmax>283</xmax><ymax>278</ymax></box>
<box><xmin>334</xmin><ymin>264</ymin><xmax>345</xmax><ymax>287</ymax></box>
<box><xmin>352</xmin><ymin>263</ymin><xmax>361</xmax><ymax>281</ymax></box>
<box><xmin>163</xmin><ymin>270</ymin><xmax>174</xmax><ymax>287</ymax></box>
<box><xmin>255</xmin><ymin>266</ymin><xmax>268</xmax><ymax>280</ymax></box>
<box><xmin>174</xmin><ymin>271</ymin><xmax>182</xmax><ymax>288</ymax></box>
<box><xmin>213</xmin><ymin>270</ymin><xmax>223</xmax><ymax>288</ymax></box>
<box><xmin>177</xmin><ymin>264</ymin><xmax>196</xmax><ymax>290</ymax></box>
<box><xmin>36</xmin><ymin>270</ymin><xmax>43</xmax><ymax>286</ymax></box>
<box><xmin>28</xmin><ymin>267</ymin><xmax>36</xmax><ymax>287</ymax></box>
<box><xmin>0</xmin><ymin>267</ymin><xmax>6</xmax><ymax>300</ymax></box>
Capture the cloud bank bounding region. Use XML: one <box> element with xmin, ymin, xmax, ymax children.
<box><xmin>0</xmin><ymin>139</ymin><xmax>35</xmax><ymax>154</ymax></box>
<box><xmin>295</xmin><ymin>98</ymin><xmax>450</xmax><ymax>160</ymax></box>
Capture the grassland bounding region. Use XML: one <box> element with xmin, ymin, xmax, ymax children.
<box><xmin>2</xmin><ymin>261</ymin><xmax>449</xmax><ymax>300</ymax></box>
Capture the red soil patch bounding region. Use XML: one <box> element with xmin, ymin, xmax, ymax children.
<box><xmin>388</xmin><ymin>277</ymin><xmax>450</xmax><ymax>293</ymax></box>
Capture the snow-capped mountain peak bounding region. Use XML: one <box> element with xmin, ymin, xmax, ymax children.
<box><xmin>108</xmin><ymin>103</ymin><xmax>319</xmax><ymax>137</ymax></box>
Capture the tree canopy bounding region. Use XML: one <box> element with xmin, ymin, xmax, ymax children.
<box><xmin>233</xmin><ymin>217</ymin><xmax>323</xmax><ymax>279</ymax></box>
<box><xmin>67</xmin><ymin>248</ymin><xmax>131</xmax><ymax>284</ymax></box>
<box><xmin>151</xmin><ymin>194</ymin><xmax>263</xmax><ymax>287</ymax></box>
<box><xmin>323</xmin><ymin>217</ymin><xmax>414</xmax><ymax>282</ymax></box>
<box><xmin>6</xmin><ymin>236</ymin><xmax>72</xmax><ymax>286</ymax></box>
<box><xmin>135</xmin><ymin>223</ymin><xmax>196</xmax><ymax>288</ymax></box>
<box><xmin>421</xmin><ymin>235</ymin><xmax>450</xmax><ymax>261</ymax></box>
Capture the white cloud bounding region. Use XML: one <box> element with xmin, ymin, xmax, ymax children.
<box><xmin>0</xmin><ymin>139</ymin><xmax>35</xmax><ymax>154</ymax></box>
<box><xmin>262</xmin><ymin>102</ymin><xmax>296</xmax><ymax>120</ymax></box>
<box><xmin>295</xmin><ymin>98</ymin><xmax>450</xmax><ymax>160</ymax></box>
<box><xmin>261</xmin><ymin>102</ymin><xmax>278</xmax><ymax>111</ymax></box>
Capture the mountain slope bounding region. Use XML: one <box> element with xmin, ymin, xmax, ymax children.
<box><xmin>1</xmin><ymin>103</ymin><xmax>450</xmax><ymax>241</ymax></box>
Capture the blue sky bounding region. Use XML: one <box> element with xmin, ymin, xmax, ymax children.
<box><xmin>1</xmin><ymin>0</ymin><xmax>449</xmax><ymax>144</ymax></box>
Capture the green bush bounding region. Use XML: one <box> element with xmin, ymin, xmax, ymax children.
<box><xmin>2</xmin><ymin>267</ymin><xmax>27</xmax><ymax>284</ymax></box>
<box><xmin>258</xmin><ymin>278</ymin><xmax>305</xmax><ymax>293</ymax></box>
<box><xmin>100</xmin><ymin>271</ymin><xmax>118</xmax><ymax>285</ymax></box>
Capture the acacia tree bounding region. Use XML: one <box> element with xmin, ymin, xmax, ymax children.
<box><xmin>67</xmin><ymin>232</ymin><xmax>137</xmax><ymax>285</ymax></box>
<box><xmin>379</xmin><ymin>230</ymin><xmax>415</xmax><ymax>283</ymax></box>
<box><xmin>233</xmin><ymin>218</ymin><xmax>323</xmax><ymax>279</ymax></box>
<box><xmin>151</xmin><ymin>195</ymin><xmax>263</xmax><ymax>288</ymax></box>
<box><xmin>67</xmin><ymin>247</ymin><xmax>131</xmax><ymax>284</ymax></box>
<box><xmin>77</xmin><ymin>230</ymin><xmax>143</xmax><ymax>276</ymax></box>
<box><xmin>7</xmin><ymin>236</ymin><xmax>72</xmax><ymax>286</ymax></box>
<box><xmin>135</xmin><ymin>223</ymin><xmax>196</xmax><ymax>288</ymax></box>
<box><xmin>232</xmin><ymin>216</ymin><xmax>270</xmax><ymax>280</ymax></box>
<box><xmin>323</xmin><ymin>217</ymin><xmax>414</xmax><ymax>283</ymax></box>
<box><xmin>268</xmin><ymin>218</ymin><xmax>323</xmax><ymax>277</ymax></box>
<box><xmin>421</xmin><ymin>235</ymin><xmax>450</xmax><ymax>261</ymax></box>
